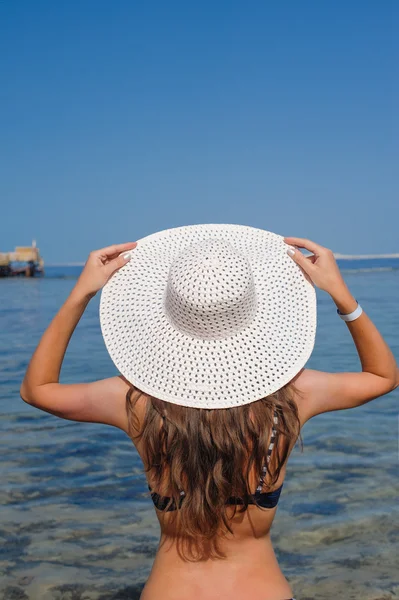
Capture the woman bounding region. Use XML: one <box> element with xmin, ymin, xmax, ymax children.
<box><xmin>20</xmin><ymin>224</ymin><xmax>398</xmax><ymax>600</ymax></box>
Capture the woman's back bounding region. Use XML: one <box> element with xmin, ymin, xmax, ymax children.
<box><xmin>130</xmin><ymin>382</ymin><xmax>295</xmax><ymax>600</ymax></box>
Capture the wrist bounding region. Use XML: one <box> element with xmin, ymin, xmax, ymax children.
<box><xmin>69</xmin><ymin>284</ymin><xmax>96</xmax><ymax>306</ymax></box>
<box><xmin>329</xmin><ymin>283</ymin><xmax>358</xmax><ymax>314</ymax></box>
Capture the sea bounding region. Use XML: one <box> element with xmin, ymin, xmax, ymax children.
<box><xmin>0</xmin><ymin>258</ymin><xmax>398</xmax><ymax>600</ymax></box>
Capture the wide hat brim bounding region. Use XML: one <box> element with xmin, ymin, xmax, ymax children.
<box><xmin>100</xmin><ymin>224</ymin><xmax>317</xmax><ymax>409</ymax></box>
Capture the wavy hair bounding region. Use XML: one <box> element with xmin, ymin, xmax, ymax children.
<box><xmin>126</xmin><ymin>381</ymin><xmax>303</xmax><ymax>562</ymax></box>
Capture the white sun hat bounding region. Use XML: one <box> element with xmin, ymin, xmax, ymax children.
<box><xmin>99</xmin><ymin>223</ymin><xmax>317</xmax><ymax>409</ymax></box>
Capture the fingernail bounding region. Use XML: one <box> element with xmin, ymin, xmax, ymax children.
<box><xmin>287</xmin><ymin>247</ymin><xmax>295</xmax><ymax>257</ymax></box>
<box><xmin>123</xmin><ymin>251</ymin><xmax>133</xmax><ymax>260</ymax></box>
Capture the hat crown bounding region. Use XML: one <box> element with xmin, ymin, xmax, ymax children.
<box><xmin>164</xmin><ymin>238</ymin><xmax>258</xmax><ymax>340</ymax></box>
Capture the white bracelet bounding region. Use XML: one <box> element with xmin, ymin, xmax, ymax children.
<box><xmin>337</xmin><ymin>300</ymin><xmax>363</xmax><ymax>322</ymax></box>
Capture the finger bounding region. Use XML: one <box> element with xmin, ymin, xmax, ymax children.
<box><xmin>283</xmin><ymin>237</ymin><xmax>324</xmax><ymax>255</ymax></box>
<box><xmin>286</xmin><ymin>246</ymin><xmax>315</xmax><ymax>275</ymax></box>
<box><xmin>105</xmin><ymin>252</ymin><xmax>133</xmax><ymax>276</ymax></box>
<box><xmin>95</xmin><ymin>241</ymin><xmax>137</xmax><ymax>259</ymax></box>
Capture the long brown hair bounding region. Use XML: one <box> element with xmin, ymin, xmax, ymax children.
<box><xmin>126</xmin><ymin>381</ymin><xmax>303</xmax><ymax>561</ymax></box>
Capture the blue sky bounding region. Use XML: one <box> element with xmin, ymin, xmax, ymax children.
<box><xmin>1</xmin><ymin>1</ymin><xmax>398</xmax><ymax>262</ymax></box>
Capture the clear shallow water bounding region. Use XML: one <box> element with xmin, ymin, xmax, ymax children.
<box><xmin>0</xmin><ymin>261</ymin><xmax>398</xmax><ymax>600</ymax></box>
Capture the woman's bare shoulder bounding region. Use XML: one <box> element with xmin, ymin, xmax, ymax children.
<box><xmin>288</xmin><ymin>368</ymin><xmax>316</xmax><ymax>426</ymax></box>
<box><xmin>290</xmin><ymin>367</ymin><xmax>396</xmax><ymax>425</ymax></box>
<box><xmin>291</xmin><ymin>367</ymin><xmax>328</xmax><ymax>397</ymax></box>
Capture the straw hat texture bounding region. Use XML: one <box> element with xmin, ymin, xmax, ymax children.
<box><xmin>100</xmin><ymin>224</ymin><xmax>317</xmax><ymax>409</ymax></box>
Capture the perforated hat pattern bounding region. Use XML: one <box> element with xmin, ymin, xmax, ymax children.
<box><xmin>165</xmin><ymin>239</ymin><xmax>258</xmax><ymax>340</ymax></box>
<box><xmin>100</xmin><ymin>224</ymin><xmax>317</xmax><ymax>409</ymax></box>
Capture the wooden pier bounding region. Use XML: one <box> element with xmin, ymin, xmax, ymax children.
<box><xmin>0</xmin><ymin>241</ymin><xmax>44</xmax><ymax>277</ymax></box>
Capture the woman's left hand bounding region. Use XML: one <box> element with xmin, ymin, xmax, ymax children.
<box><xmin>73</xmin><ymin>242</ymin><xmax>137</xmax><ymax>300</ymax></box>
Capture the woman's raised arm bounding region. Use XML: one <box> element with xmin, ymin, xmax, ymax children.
<box><xmin>284</xmin><ymin>236</ymin><xmax>399</xmax><ymax>424</ymax></box>
<box><xmin>20</xmin><ymin>242</ymin><xmax>137</xmax><ymax>430</ymax></box>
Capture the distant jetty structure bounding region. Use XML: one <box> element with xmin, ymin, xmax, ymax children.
<box><xmin>0</xmin><ymin>240</ymin><xmax>44</xmax><ymax>277</ymax></box>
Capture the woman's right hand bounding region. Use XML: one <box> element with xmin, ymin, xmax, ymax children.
<box><xmin>73</xmin><ymin>241</ymin><xmax>137</xmax><ymax>300</ymax></box>
<box><xmin>283</xmin><ymin>236</ymin><xmax>347</xmax><ymax>295</ymax></box>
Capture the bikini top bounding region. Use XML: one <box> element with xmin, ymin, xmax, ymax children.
<box><xmin>148</xmin><ymin>408</ymin><xmax>283</xmax><ymax>512</ymax></box>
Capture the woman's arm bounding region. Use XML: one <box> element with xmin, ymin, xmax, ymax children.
<box><xmin>20</xmin><ymin>242</ymin><xmax>137</xmax><ymax>431</ymax></box>
<box><xmin>284</xmin><ymin>237</ymin><xmax>399</xmax><ymax>424</ymax></box>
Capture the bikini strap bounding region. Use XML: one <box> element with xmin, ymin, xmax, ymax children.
<box><xmin>255</xmin><ymin>407</ymin><xmax>279</xmax><ymax>494</ymax></box>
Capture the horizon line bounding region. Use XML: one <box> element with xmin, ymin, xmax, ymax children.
<box><xmin>333</xmin><ymin>252</ymin><xmax>399</xmax><ymax>259</ymax></box>
<box><xmin>45</xmin><ymin>253</ymin><xmax>399</xmax><ymax>267</ymax></box>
